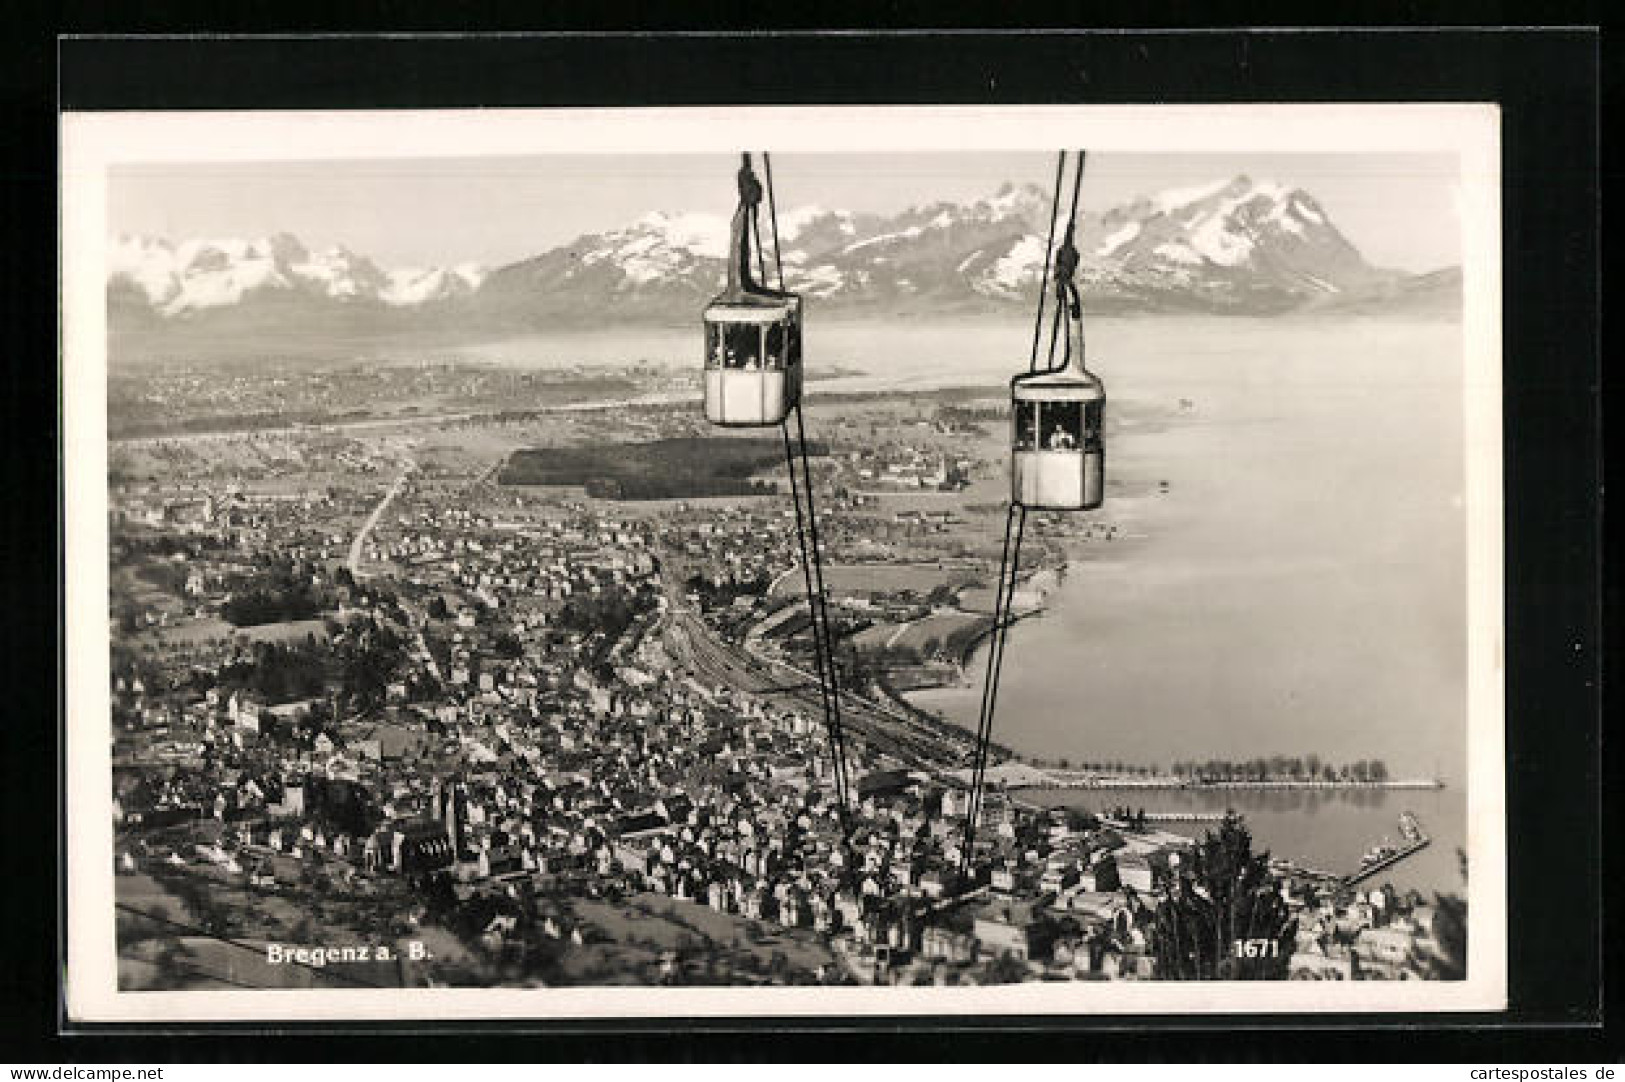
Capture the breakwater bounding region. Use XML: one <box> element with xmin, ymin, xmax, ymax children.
<box><xmin>1012</xmin><ymin>777</ymin><xmax>1445</xmax><ymax>793</ymax></box>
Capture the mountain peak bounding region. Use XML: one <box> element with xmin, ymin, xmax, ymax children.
<box><xmin>625</xmin><ymin>210</ymin><xmax>730</xmax><ymax>260</ymax></box>
<box><xmin>983</xmin><ymin>181</ymin><xmax>1051</xmax><ymax>222</ymax></box>
<box><xmin>265</xmin><ymin>232</ymin><xmax>310</xmax><ymax>264</ymax></box>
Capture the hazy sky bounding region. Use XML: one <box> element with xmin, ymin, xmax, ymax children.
<box><xmin>111</xmin><ymin>151</ymin><xmax>1462</xmax><ymax>273</ymax></box>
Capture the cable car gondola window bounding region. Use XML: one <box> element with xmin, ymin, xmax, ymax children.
<box><xmin>1041</xmin><ymin>400</ymin><xmax>1083</xmax><ymax>451</ymax></box>
<box><xmin>705</xmin><ymin>322</ymin><xmax>724</xmax><ymax>369</ymax></box>
<box><xmin>723</xmin><ymin>323</ymin><xmax>761</xmax><ymax>370</ymax></box>
<box><xmin>764</xmin><ymin>321</ymin><xmax>786</xmax><ymax>370</ymax></box>
<box><xmin>1014</xmin><ymin>401</ymin><xmax>1039</xmax><ymax>451</ymax></box>
<box><xmin>1082</xmin><ymin>398</ymin><xmax>1104</xmax><ymax>451</ymax></box>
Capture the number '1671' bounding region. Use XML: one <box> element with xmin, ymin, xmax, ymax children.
<box><xmin>1232</xmin><ymin>938</ymin><xmax>1280</xmax><ymax>959</ymax></box>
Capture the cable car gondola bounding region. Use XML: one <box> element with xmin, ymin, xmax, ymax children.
<box><xmin>703</xmin><ymin>154</ymin><xmax>803</xmax><ymax>427</ymax></box>
<box><xmin>1010</xmin><ymin>281</ymin><xmax>1105</xmax><ymax>511</ymax></box>
<box><xmin>1009</xmin><ymin>150</ymin><xmax>1104</xmax><ymax>511</ymax></box>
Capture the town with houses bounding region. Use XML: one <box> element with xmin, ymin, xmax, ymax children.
<box><xmin>106</xmin><ymin>365</ymin><xmax>1464</xmax><ymax>991</ymax></box>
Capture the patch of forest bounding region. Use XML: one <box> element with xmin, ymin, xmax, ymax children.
<box><xmin>499</xmin><ymin>437</ymin><xmax>828</xmax><ymax>500</ymax></box>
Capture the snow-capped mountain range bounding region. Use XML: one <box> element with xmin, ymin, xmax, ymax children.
<box><xmin>109</xmin><ymin>232</ymin><xmax>487</xmax><ymax>315</ymax></box>
<box><xmin>107</xmin><ymin>176</ymin><xmax>1456</xmax><ymax>344</ymax></box>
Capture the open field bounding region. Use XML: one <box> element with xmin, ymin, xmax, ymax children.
<box><xmin>850</xmin><ymin>610</ymin><xmax>988</xmax><ymax>655</ymax></box>
<box><xmin>231</xmin><ymin>618</ymin><xmax>333</xmax><ymax>644</ymax></box>
<box><xmin>112</xmin><ymin>851</ymin><xmax>479</xmax><ymax>985</ymax></box>
<box><xmin>115</xmin><ymin>869</ymin><xmax>411</xmax><ymax>990</ymax></box>
<box><xmin>565</xmin><ymin>892</ymin><xmax>837</xmax><ymax>984</ymax></box>
<box><xmin>130</xmin><ymin>617</ymin><xmax>237</xmax><ymax>647</ymax></box>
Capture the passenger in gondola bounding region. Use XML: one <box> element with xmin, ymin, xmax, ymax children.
<box><xmin>1047</xmin><ymin>423</ymin><xmax>1077</xmax><ymax>451</ymax></box>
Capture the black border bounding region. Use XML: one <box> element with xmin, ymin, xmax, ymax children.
<box><xmin>10</xmin><ymin>25</ymin><xmax>1609</xmax><ymax>1062</ymax></box>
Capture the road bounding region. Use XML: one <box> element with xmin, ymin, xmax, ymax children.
<box><xmin>347</xmin><ymin>461</ymin><xmax>413</xmax><ymax>580</ymax></box>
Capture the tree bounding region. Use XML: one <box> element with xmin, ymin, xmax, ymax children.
<box><xmin>1064</xmin><ymin>807</ymin><xmax>1099</xmax><ymax>833</ymax></box>
<box><xmin>980</xmin><ymin>953</ymin><xmax>1030</xmax><ymax>985</ymax></box>
<box><xmin>1425</xmin><ymin>894</ymin><xmax>1467</xmax><ymax>979</ymax></box>
<box><xmin>1146</xmin><ymin>813</ymin><xmax>1296</xmax><ymax>980</ymax></box>
<box><xmin>336</xmin><ymin>617</ymin><xmax>407</xmax><ymax>715</ymax></box>
<box><xmin>493</xmin><ymin>631</ymin><xmax>524</xmax><ymax>659</ymax></box>
<box><xmin>153</xmin><ymin>939</ymin><xmax>196</xmax><ymax>990</ymax></box>
<box><xmin>420</xmin><ymin>872</ymin><xmax>459</xmax><ymax>924</ymax></box>
<box><xmin>167</xmin><ymin>873</ymin><xmax>236</xmax><ymax>937</ymax></box>
<box><xmin>1421</xmin><ymin>848</ymin><xmax>1468</xmax><ymax>979</ymax></box>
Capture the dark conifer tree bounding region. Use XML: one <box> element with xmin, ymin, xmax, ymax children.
<box><xmin>1145</xmin><ymin>812</ymin><xmax>1296</xmax><ymax>979</ymax></box>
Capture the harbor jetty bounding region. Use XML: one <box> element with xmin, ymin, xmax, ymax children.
<box><xmin>1341</xmin><ymin>811</ymin><xmax>1432</xmax><ymax>888</ymax></box>
<box><xmin>1132</xmin><ymin>811</ymin><xmax>1228</xmax><ymax>824</ymax></box>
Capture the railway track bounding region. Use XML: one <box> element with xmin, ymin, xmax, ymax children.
<box><xmin>669</xmin><ymin>611</ymin><xmax>971</xmax><ymax>771</ymax></box>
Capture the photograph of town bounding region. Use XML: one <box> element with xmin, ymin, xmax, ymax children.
<box><xmin>74</xmin><ymin>115</ymin><xmax>1497</xmax><ymax>1010</ymax></box>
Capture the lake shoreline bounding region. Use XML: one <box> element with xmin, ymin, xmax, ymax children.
<box><xmin>1009</xmin><ymin>778</ymin><xmax>1447</xmax><ymax>793</ymax></box>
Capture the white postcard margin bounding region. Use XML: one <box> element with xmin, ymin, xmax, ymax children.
<box><xmin>61</xmin><ymin>103</ymin><xmax>1505</xmax><ymax>1021</ymax></box>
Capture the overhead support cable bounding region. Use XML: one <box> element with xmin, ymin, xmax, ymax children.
<box><xmin>764</xmin><ymin>152</ymin><xmax>787</xmax><ymax>293</ymax></box>
<box><xmin>795</xmin><ymin>401</ymin><xmax>854</xmax><ymax>825</ymax></box>
<box><xmin>783</xmin><ymin>412</ymin><xmax>851</xmax><ymax>830</ymax></box>
<box><xmin>752</xmin><ymin>149</ymin><xmax>853</xmax><ymax>831</ymax></box>
<box><xmin>961</xmin><ymin>502</ymin><xmax>1027</xmax><ymax>877</ymax></box>
<box><xmin>960</xmin><ymin>149</ymin><xmax>1090</xmax><ymax>885</ymax></box>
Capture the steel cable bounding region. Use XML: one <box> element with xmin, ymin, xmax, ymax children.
<box><xmin>754</xmin><ymin>149</ymin><xmax>852</xmax><ymax>829</ymax></box>
<box><xmin>961</xmin><ymin>150</ymin><xmax>1089</xmax><ymax>881</ymax></box>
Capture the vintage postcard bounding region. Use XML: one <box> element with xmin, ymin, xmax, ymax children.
<box><xmin>61</xmin><ymin>104</ymin><xmax>1505</xmax><ymax>1021</ymax></box>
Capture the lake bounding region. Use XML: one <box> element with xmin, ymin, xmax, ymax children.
<box><xmin>895</xmin><ymin>316</ymin><xmax>1467</xmax><ymax>772</ymax></box>
<box><xmin>887</xmin><ymin>315</ymin><xmax>1468</xmax><ymax>893</ymax></box>
<box><xmin>1016</xmin><ymin>785</ymin><xmax>1466</xmax><ymax>897</ymax></box>
<box><xmin>444</xmin><ymin>314</ymin><xmax>1472</xmax><ymax>893</ymax></box>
